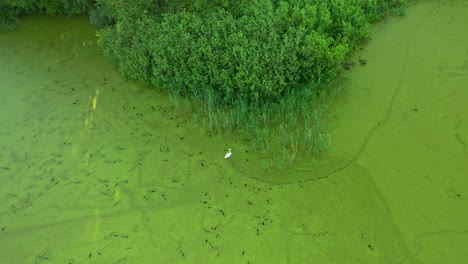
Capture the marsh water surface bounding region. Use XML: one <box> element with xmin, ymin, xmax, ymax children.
<box><xmin>1</xmin><ymin>1</ymin><xmax>467</xmax><ymax>263</ymax></box>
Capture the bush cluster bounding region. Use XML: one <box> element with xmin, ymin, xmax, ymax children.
<box><xmin>94</xmin><ymin>0</ymin><xmax>405</xmax><ymax>105</ymax></box>
<box><xmin>1</xmin><ymin>0</ymin><xmax>92</xmax><ymax>28</ymax></box>
<box><xmin>97</xmin><ymin>0</ymin><xmax>359</xmax><ymax>104</ymax></box>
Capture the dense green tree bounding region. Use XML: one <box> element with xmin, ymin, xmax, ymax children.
<box><xmin>1</xmin><ymin>0</ymin><xmax>92</xmax><ymax>28</ymax></box>
<box><xmin>92</xmin><ymin>0</ymin><xmax>406</xmax><ymax>106</ymax></box>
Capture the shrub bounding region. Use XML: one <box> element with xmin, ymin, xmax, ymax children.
<box><xmin>1</xmin><ymin>0</ymin><xmax>92</xmax><ymax>28</ymax></box>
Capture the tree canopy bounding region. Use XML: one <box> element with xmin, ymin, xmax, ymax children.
<box><xmin>90</xmin><ymin>0</ymin><xmax>405</xmax><ymax>105</ymax></box>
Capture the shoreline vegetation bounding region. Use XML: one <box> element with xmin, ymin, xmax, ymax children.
<box><xmin>1</xmin><ymin>0</ymin><xmax>407</xmax><ymax>167</ymax></box>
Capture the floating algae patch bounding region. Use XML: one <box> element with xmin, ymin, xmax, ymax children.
<box><xmin>1</xmin><ymin>1</ymin><xmax>467</xmax><ymax>262</ymax></box>
<box><xmin>0</xmin><ymin>14</ymin><xmax>410</xmax><ymax>264</ymax></box>
<box><xmin>323</xmin><ymin>1</ymin><xmax>468</xmax><ymax>263</ymax></box>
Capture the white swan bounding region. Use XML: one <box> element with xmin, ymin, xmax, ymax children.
<box><xmin>224</xmin><ymin>148</ymin><xmax>232</xmax><ymax>159</ymax></box>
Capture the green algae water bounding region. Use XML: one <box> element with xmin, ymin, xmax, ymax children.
<box><xmin>1</xmin><ymin>1</ymin><xmax>467</xmax><ymax>264</ymax></box>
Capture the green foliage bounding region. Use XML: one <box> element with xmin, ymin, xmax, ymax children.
<box><xmin>98</xmin><ymin>0</ymin><xmax>350</xmax><ymax>103</ymax></box>
<box><xmin>1</xmin><ymin>0</ymin><xmax>92</xmax><ymax>28</ymax></box>
<box><xmin>359</xmin><ymin>0</ymin><xmax>407</xmax><ymax>21</ymax></box>
<box><xmin>0</xmin><ymin>2</ymin><xmax>20</xmax><ymax>29</ymax></box>
<box><xmin>96</xmin><ymin>0</ymin><xmax>407</xmax><ymax>104</ymax></box>
<box><xmin>88</xmin><ymin>0</ymin><xmax>119</xmax><ymax>27</ymax></box>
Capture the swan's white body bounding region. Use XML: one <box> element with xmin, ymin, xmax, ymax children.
<box><xmin>224</xmin><ymin>148</ymin><xmax>232</xmax><ymax>159</ymax></box>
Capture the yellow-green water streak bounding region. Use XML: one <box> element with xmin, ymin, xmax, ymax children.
<box><xmin>0</xmin><ymin>1</ymin><xmax>467</xmax><ymax>263</ymax></box>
